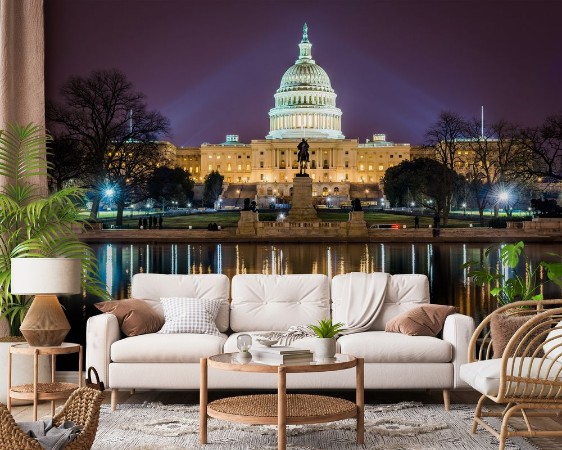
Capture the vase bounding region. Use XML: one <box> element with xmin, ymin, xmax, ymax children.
<box><xmin>315</xmin><ymin>337</ymin><xmax>336</xmax><ymax>359</ymax></box>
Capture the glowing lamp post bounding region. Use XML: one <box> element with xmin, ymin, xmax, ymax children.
<box><xmin>462</xmin><ymin>202</ymin><xmax>467</xmax><ymax>216</ymax></box>
<box><xmin>499</xmin><ymin>192</ymin><xmax>509</xmax><ymax>215</ymax></box>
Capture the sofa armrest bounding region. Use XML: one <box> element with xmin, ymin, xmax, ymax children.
<box><xmin>442</xmin><ymin>313</ymin><xmax>475</xmax><ymax>389</ymax></box>
<box><xmin>86</xmin><ymin>313</ymin><xmax>120</xmax><ymax>387</ymax></box>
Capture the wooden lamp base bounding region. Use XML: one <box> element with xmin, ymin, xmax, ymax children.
<box><xmin>19</xmin><ymin>295</ymin><xmax>70</xmax><ymax>347</ymax></box>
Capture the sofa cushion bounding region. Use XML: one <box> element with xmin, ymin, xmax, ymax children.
<box><xmin>337</xmin><ymin>331</ymin><xmax>452</xmax><ymax>363</ymax></box>
<box><xmin>131</xmin><ymin>274</ymin><xmax>230</xmax><ymax>332</ymax></box>
<box><xmin>385</xmin><ymin>304</ymin><xmax>457</xmax><ymax>336</ymax></box>
<box><xmin>331</xmin><ymin>273</ymin><xmax>430</xmax><ymax>332</ymax></box>
<box><xmin>95</xmin><ymin>298</ymin><xmax>164</xmax><ymax>336</ymax></box>
<box><xmin>111</xmin><ymin>333</ymin><xmax>227</xmax><ymax>363</ymax></box>
<box><xmin>460</xmin><ymin>357</ymin><xmax>562</xmax><ymax>397</ymax></box>
<box><xmin>230</xmin><ymin>274</ymin><xmax>330</xmax><ymax>332</ymax></box>
<box><xmin>158</xmin><ymin>297</ymin><xmax>222</xmax><ymax>336</ymax></box>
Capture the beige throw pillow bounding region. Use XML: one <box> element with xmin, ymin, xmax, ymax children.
<box><xmin>95</xmin><ymin>298</ymin><xmax>164</xmax><ymax>336</ymax></box>
<box><xmin>385</xmin><ymin>304</ymin><xmax>457</xmax><ymax>336</ymax></box>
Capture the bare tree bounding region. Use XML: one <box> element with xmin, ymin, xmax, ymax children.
<box><xmin>47</xmin><ymin>135</ymin><xmax>84</xmax><ymax>191</ymax></box>
<box><xmin>423</xmin><ymin>111</ymin><xmax>469</xmax><ymax>223</ymax></box>
<box><xmin>47</xmin><ymin>69</ymin><xmax>170</xmax><ymax>225</ymax></box>
<box><xmin>519</xmin><ymin>113</ymin><xmax>562</xmax><ymax>181</ymax></box>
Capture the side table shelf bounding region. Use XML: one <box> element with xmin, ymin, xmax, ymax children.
<box><xmin>7</xmin><ymin>342</ymin><xmax>82</xmax><ymax>420</ymax></box>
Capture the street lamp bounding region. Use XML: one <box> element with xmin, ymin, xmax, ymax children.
<box><xmin>410</xmin><ymin>201</ymin><xmax>415</xmax><ymax>212</ymax></box>
<box><xmin>462</xmin><ymin>202</ymin><xmax>467</xmax><ymax>216</ymax></box>
<box><xmin>499</xmin><ymin>192</ymin><xmax>509</xmax><ymax>215</ymax></box>
<box><xmin>103</xmin><ymin>186</ymin><xmax>116</xmax><ymax>219</ymax></box>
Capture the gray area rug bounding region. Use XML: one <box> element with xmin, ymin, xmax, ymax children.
<box><xmin>90</xmin><ymin>401</ymin><xmax>536</xmax><ymax>450</ymax></box>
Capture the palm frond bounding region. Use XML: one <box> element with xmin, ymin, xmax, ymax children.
<box><xmin>0</xmin><ymin>123</ymin><xmax>51</xmax><ymax>181</ymax></box>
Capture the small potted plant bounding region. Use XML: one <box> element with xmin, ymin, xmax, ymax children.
<box><xmin>308</xmin><ymin>318</ymin><xmax>346</xmax><ymax>359</ymax></box>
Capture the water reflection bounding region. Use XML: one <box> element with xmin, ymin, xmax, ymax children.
<box><xmin>92</xmin><ymin>242</ymin><xmax>562</xmax><ymax>325</ymax></box>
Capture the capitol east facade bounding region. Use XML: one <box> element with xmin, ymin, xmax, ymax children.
<box><xmin>172</xmin><ymin>24</ymin><xmax>411</xmax><ymax>208</ymax></box>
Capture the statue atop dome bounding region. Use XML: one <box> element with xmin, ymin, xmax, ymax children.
<box><xmin>302</xmin><ymin>23</ymin><xmax>309</xmax><ymax>43</ymax></box>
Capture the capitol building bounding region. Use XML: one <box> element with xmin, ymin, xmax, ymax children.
<box><xmin>172</xmin><ymin>24</ymin><xmax>411</xmax><ymax>208</ymax></box>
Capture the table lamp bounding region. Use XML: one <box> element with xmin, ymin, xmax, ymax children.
<box><xmin>10</xmin><ymin>257</ymin><xmax>81</xmax><ymax>347</ymax></box>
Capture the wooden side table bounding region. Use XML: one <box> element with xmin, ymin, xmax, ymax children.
<box><xmin>7</xmin><ymin>342</ymin><xmax>82</xmax><ymax>420</ymax></box>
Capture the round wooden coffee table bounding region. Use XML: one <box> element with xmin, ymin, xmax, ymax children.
<box><xmin>200</xmin><ymin>353</ymin><xmax>364</xmax><ymax>450</ymax></box>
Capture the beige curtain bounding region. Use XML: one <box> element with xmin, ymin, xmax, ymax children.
<box><xmin>0</xmin><ymin>0</ymin><xmax>46</xmax><ymax>193</ymax></box>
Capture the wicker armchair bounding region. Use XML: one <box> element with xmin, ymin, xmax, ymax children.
<box><xmin>461</xmin><ymin>299</ymin><xmax>562</xmax><ymax>450</ymax></box>
<box><xmin>0</xmin><ymin>387</ymin><xmax>105</xmax><ymax>450</ymax></box>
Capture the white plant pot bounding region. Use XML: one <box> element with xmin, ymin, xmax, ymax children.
<box><xmin>315</xmin><ymin>337</ymin><xmax>336</xmax><ymax>359</ymax></box>
<box><xmin>0</xmin><ymin>338</ymin><xmax>51</xmax><ymax>405</ymax></box>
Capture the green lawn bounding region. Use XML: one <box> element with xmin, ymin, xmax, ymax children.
<box><xmin>104</xmin><ymin>210</ymin><xmax>475</xmax><ymax>229</ymax></box>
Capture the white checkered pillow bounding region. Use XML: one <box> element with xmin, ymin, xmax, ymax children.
<box><xmin>158</xmin><ymin>297</ymin><xmax>222</xmax><ymax>336</ymax></box>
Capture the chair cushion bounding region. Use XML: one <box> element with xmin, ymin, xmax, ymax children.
<box><xmin>111</xmin><ymin>333</ymin><xmax>227</xmax><ymax>363</ymax></box>
<box><xmin>460</xmin><ymin>357</ymin><xmax>562</xmax><ymax>397</ymax></box>
<box><xmin>337</xmin><ymin>331</ymin><xmax>452</xmax><ymax>363</ymax></box>
<box><xmin>543</xmin><ymin>319</ymin><xmax>562</xmax><ymax>361</ymax></box>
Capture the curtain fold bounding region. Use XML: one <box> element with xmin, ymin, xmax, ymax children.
<box><xmin>0</xmin><ymin>0</ymin><xmax>46</xmax><ymax>192</ymax></box>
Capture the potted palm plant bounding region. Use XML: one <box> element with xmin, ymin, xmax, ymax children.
<box><xmin>308</xmin><ymin>318</ymin><xmax>346</xmax><ymax>359</ymax></box>
<box><xmin>0</xmin><ymin>123</ymin><xmax>109</xmax><ymax>402</ymax></box>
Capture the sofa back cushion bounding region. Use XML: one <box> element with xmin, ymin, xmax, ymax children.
<box><xmin>230</xmin><ymin>274</ymin><xmax>330</xmax><ymax>332</ymax></box>
<box><xmin>331</xmin><ymin>273</ymin><xmax>430</xmax><ymax>331</ymax></box>
<box><xmin>131</xmin><ymin>274</ymin><xmax>230</xmax><ymax>332</ymax></box>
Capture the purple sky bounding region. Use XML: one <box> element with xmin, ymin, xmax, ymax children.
<box><xmin>45</xmin><ymin>0</ymin><xmax>562</xmax><ymax>147</ymax></box>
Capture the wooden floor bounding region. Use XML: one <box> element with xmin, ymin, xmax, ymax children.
<box><xmin>9</xmin><ymin>388</ymin><xmax>562</xmax><ymax>449</ymax></box>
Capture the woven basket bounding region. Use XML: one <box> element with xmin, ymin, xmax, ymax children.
<box><xmin>0</xmin><ymin>386</ymin><xmax>105</xmax><ymax>450</ymax></box>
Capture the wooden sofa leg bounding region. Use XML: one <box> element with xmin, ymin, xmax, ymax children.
<box><xmin>130</xmin><ymin>389</ymin><xmax>135</xmax><ymax>395</ymax></box>
<box><xmin>443</xmin><ymin>389</ymin><xmax>450</xmax><ymax>411</ymax></box>
<box><xmin>111</xmin><ymin>389</ymin><xmax>118</xmax><ymax>411</ymax></box>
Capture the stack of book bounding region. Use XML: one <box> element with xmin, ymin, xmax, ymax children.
<box><xmin>251</xmin><ymin>346</ymin><xmax>313</xmax><ymax>365</ymax></box>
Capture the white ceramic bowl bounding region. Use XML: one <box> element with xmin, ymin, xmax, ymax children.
<box><xmin>255</xmin><ymin>336</ymin><xmax>279</xmax><ymax>347</ymax></box>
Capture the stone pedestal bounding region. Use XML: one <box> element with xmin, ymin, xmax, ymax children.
<box><xmin>347</xmin><ymin>211</ymin><xmax>367</xmax><ymax>237</ymax></box>
<box><xmin>237</xmin><ymin>210</ymin><xmax>258</xmax><ymax>235</ymax></box>
<box><xmin>288</xmin><ymin>176</ymin><xmax>320</xmax><ymax>222</ymax></box>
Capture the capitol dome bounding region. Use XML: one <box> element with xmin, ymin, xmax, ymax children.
<box><xmin>266</xmin><ymin>24</ymin><xmax>344</xmax><ymax>140</ymax></box>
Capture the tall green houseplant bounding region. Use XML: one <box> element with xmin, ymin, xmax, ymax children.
<box><xmin>464</xmin><ymin>241</ymin><xmax>562</xmax><ymax>306</ymax></box>
<box><xmin>0</xmin><ymin>123</ymin><xmax>109</xmax><ymax>337</ymax></box>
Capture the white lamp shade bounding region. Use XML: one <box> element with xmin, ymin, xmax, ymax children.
<box><xmin>10</xmin><ymin>258</ymin><xmax>82</xmax><ymax>295</ymax></box>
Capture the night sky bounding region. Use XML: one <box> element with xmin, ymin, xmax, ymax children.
<box><xmin>45</xmin><ymin>0</ymin><xmax>562</xmax><ymax>147</ymax></box>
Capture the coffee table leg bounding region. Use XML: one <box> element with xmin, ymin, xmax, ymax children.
<box><xmin>200</xmin><ymin>357</ymin><xmax>208</xmax><ymax>444</ymax></box>
<box><xmin>356</xmin><ymin>357</ymin><xmax>364</xmax><ymax>444</ymax></box>
<box><xmin>278</xmin><ymin>366</ymin><xmax>287</xmax><ymax>450</ymax></box>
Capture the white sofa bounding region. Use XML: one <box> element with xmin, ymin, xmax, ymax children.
<box><xmin>86</xmin><ymin>273</ymin><xmax>475</xmax><ymax>410</ymax></box>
